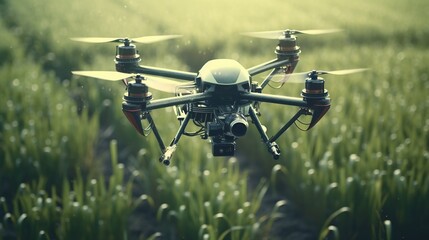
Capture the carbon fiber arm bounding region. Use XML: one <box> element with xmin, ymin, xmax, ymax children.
<box><xmin>144</xmin><ymin>93</ymin><xmax>211</xmax><ymax>111</ymax></box>
<box><xmin>247</xmin><ymin>59</ymin><xmax>290</xmax><ymax>76</ymax></box>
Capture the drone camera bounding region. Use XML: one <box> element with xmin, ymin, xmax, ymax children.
<box><xmin>212</xmin><ymin>140</ymin><xmax>236</xmax><ymax>156</ymax></box>
<box><xmin>225</xmin><ymin>113</ymin><xmax>248</xmax><ymax>137</ymax></box>
<box><xmin>207</xmin><ymin>122</ymin><xmax>224</xmax><ymax>136</ymax></box>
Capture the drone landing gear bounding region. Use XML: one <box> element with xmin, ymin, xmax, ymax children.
<box><xmin>159</xmin><ymin>112</ymin><xmax>192</xmax><ymax>166</ymax></box>
<box><xmin>249</xmin><ymin>107</ymin><xmax>310</xmax><ymax>160</ymax></box>
<box><xmin>269</xmin><ymin>108</ymin><xmax>308</xmax><ymax>142</ymax></box>
<box><xmin>248</xmin><ymin>107</ymin><xmax>281</xmax><ymax>159</ymax></box>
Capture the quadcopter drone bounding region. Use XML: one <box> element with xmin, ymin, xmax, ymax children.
<box><xmin>72</xmin><ymin>29</ymin><xmax>366</xmax><ymax>165</ymax></box>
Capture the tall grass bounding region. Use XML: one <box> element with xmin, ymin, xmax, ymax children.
<box><xmin>264</xmin><ymin>45</ymin><xmax>429</xmax><ymax>239</ymax></box>
<box><xmin>1</xmin><ymin>0</ymin><xmax>428</xmax><ymax>239</ymax></box>
<box><xmin>0</xmin><ymin>59</ymin><xmax>99</xmax><ymax>197</ymax></box>
<box><xmin>127</xmin><ymin>136</ymin><xmax>285</xmax><ymax>240</ymax></box>
<box><xmin>0</xmin><ymin>141</ymin><xmax>139</xmax><ymax>240</ymax></box>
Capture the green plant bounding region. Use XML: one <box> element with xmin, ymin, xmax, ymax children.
<box><xmin>266</xmin><ymin>46</ymin><xmax>429</xmax><ymax>239</ymax></box>
<box><xmin>1</xmin><ymin>140</ymin><xmax>140</xmax><ymax>240</ymax></box>
<box><xmin>129</xmin><ymin>138</ymin><xmax>285</xmax><ymax>240</ymax></box>
<box><xmin>2</xmin><ymin>0</ymin><xmax>428</xmax><ymax>239</ymax></box>
<box><xmin>0</xmin><ymin>60</ymin><xmax>99</xmax><ymax>198</ymax></box>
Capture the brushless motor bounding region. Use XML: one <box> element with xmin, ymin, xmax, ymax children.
<box><xmin>115</xmin><ymin>43</ymin><xmax>141</xmax><ymax>71</ymax></box>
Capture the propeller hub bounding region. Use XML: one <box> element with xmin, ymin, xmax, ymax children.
<box><xmin>284</xmin><ymin>29</ymin><xmax>292</xmax><ymax>38</ymax></box>
<box><xmin>134</xmin><ymin>75</ymin><xmax>144</xmax><ymax>83</ymax></box>
<box><xmin>123</xmin><ymin>38</ymin><xmax>131</xmax><ymax>46</ymax></box>
<box><xmin>309</xmin><ymin>70</ymin><xmax>319</xmax><ymax>80</ymax></box>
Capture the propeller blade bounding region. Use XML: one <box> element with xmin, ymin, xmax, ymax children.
<box><xmin>242</xmin><ymin>30</ymin><xmax>285</xmax><ymax>39</ymax></box>
<box><xmin>271</xmin><ymin>68</ymin><xmax>369</xmax><ymax>83</ymax></box>
<box><xmin>318</xmin><ymin>68</ymin><xmax>370</xmax><ymax>76</ymax></box>
<box><xmin>72</xmin><ymin>71</ymin><xmax>133</xmax><ymax>81</ymax></box>
<box><xmin>70</xmin><ymin>37</ymin><xmax>123</xmax><ymax>43</ymax></box>
<box><xmin>294</xmin><ymin>29</ymin><xmax>342</xmax><ymax>35</ymax></box>
<box><xmin>72</xmin><ymin>71</ymin><xmax>193</xmax><ymax>93</ymax></box>
<box><xmin>144</xmin><ymin>76</ymin><xmax>193</xmax><ymax>93</ymax></box>
<box><xmin>132</xmin><ymin>35</ymin><xmax>182</xmax><ymax>44</ymax></box>
<box><xmin>242</xmin><ymin>29</ymin><xmax>342</xmax><ymax>39</ymax></box>
<box><xmin>71</xmin><ymin>35</ymin><xmax>182</xmax><ymax>44</ymax></box>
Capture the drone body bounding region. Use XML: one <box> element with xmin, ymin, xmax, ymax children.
<box><xmin>184</xmin><ymin>59</ymin><xmax>251</xmax><ymax>156</ymax></box>
<box><xmin>72</xmin><ymin>29</ymin><xmax>366</xmax><ymax>165</ymax></box>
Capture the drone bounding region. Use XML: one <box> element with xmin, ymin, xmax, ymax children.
<box><xmin>72</xmin><ymin>29</ymin><xmax>367</xmax><ymax>165</ymax></box>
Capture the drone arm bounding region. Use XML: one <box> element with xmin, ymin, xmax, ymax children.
<box><xmin>260</xmin><ymin>68</ymin><xmax>279</xmax><ymax>90</ymax></box>
<box><xmin>144</xmin><ymin>93</ymin><xmax>211</xmax><ymax>111</ymax></box>
<box><xmin>247</xmin><ymin>59</ymin><xmax>290</xmax><ymax>76</ymax></box>
<box><xmin>240</xmin><ymin>92</ymin><xmax>308</xmax><ymax>107</ymax></box>
<box><xmin>133</xmin><ymin>65</ymin><xmax>197</xmax><ymax>81</ymax></box>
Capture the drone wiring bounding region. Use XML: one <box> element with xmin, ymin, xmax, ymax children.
<box><xmin>183</xmin><ymin>119</ymin><xmax>205</xmax><ymax>137</ymax></box>
<box><xmin>267</xmin><ymin>81</ymin><xmax>285</xmax><ymax>89</ymax></box>
<box><xmin>294</xmin><ymin>117</ymin><xmax>311</xmax><ymax>131</ymax></box>
<box><xmin>142</xmin><ymin>121</ymin><xmax>153</xmax><ymax>137</ymax></box>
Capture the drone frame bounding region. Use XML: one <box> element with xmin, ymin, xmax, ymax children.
<box><xmin>118</xmin><ymin>54</ymin><xmax>329</xmax><ymax>165</ymax></box>
<box><xmin>73</xmin><ymin>31</ymin><xmax>338</xmax><ymax>165</ymax></box>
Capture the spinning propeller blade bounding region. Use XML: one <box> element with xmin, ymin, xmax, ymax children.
<box><xmin>72</xmin><ymin>71</ymin><xmax>191</xmax><ymax>93</ymax></box>
<box><xmin>242</xmin><ymin>29</ymin><xmax>342</xmax><ymax>39</ymax></box>
<box><xmin>71</xmin><ymin>35</ymin><xmax>182</xmax><ymax>44</ymax></box>
<box><xmin>132</xmin><ymin>35</ymin><xmax>182</xmax><ymax>44</ymax></box>
<box><xmin>316</xmin><ymin>68</ymin><xmax>370</xmax><ymax>76</ymax></box>
<box><xmin>271</xmin><ymin>68</ymin><xmax>369</xmax><ymax>83</ymax></box>
<box><xmin>72</xmin><ymin>71</ymin><xmax>133</xmax><ymax>81</ymax></box>
<box><xmin>146</xmin><ymin>77</ymin><xmax>193</xmax><ymax>93</ymax></box>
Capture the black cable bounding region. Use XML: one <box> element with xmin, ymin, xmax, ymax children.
<box><xmin>183</xmin><ymin>127</ymin><xmax>204</xmax><ymax>137</ymax></box>
<box><xmin>294</xmin><ymin>115</ymin><xmax>311</xmax><ymax>131</ymax></box>
<box><xmin>296</xmin><ymin>118</ymin><xmax>310</xmax><ymax>126</ymax></box>
<box><xmin>143</xmin><ymin>122</ymin><xmax>152</xmax><ymax>137</ymax></box>
<box><xmin>267</xmin><ymin>81</ymin><xmax>285</xmax><ymax>89</ymax></box>
<box><xmin>294</xmin><ymin>122</ymin><xmax>308</xmax><ymax>131</ymax></box>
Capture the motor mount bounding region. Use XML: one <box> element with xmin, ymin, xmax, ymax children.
<box><xmin>301</xmin><ymin>72</ymin><xmax>331</xmax><ymax>130</ymax></box>
<box><xmin>122</xmin><ymin>77</ymin><xmax>152</xmax><ymax>135</ymax></box>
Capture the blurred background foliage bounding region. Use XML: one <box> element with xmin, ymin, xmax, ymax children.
<box><xmin>0</xmin><ymin>0</ymin><xmax>428</xmax><ymax>239</ymax></box>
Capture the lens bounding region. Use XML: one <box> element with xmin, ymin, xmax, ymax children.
<box><xmin>227</xmin><ymin>114</ymin><xmax>248</xmax><ymax>137</ymax></box>
<box><xmin>230</xmin><ymin>120</ymin><xmax>247</xmax><ymax>137</ymax></box>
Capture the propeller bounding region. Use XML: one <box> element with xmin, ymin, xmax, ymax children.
<box><xmin>71</xmin><ymin>35</ymin><xmax>182</xmax><ymax>44</ymax></box>
<box><xmin>271</xmin><ymin>68</ymin><xmax>369</xmax><ymax>83</ymax></box>
<box><xmin>242</xmin><ymin>29</ymin><xmax>342</xmax><ymax>39</ymax></box>
<box><xmin>72</xmin><ymin>71</ymin><xmax>192</xmax><ymax>93</ymax></box>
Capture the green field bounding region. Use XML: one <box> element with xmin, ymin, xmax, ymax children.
<box><xmin>1</xmin><ymin>0</ymin><xmax>428</xmax><ymax>239</ymax></box>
